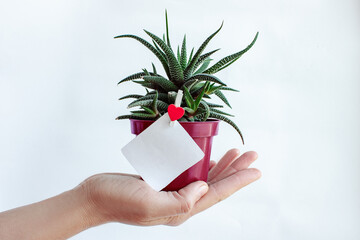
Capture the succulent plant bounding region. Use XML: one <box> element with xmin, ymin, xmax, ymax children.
<box><xmin>115</xmin><ymin>11</ymin><xmax>258</xmax><ymax>144</ymax></box>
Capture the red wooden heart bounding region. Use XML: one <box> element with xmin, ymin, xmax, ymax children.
<box><xmin>168</xmin><ymin>104</ymin><xmax>185</xmax><ymax>121</ymax></box>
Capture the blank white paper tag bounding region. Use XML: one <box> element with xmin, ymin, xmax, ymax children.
<box><xmin>121</xmin><ymin>113</ymin><xmax>205</xmax><ymax>191</ymax></box>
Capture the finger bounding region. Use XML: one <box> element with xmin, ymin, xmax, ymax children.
<box><xmin>191</xmin><ymin>168</ymin><xmax>261</xmax><ymax>215</ymax></box>
<box><xmin>209</xmin><ymin>160</ymin><xmax>217</xmax><ymax>171</ymax></box>
<box><xmin>208</xmin><ymin>149</ymin><xmax>241</xmax><ymax>181</ymax></box>
<box><xmin>209</xmin><ymin>151</ymin><xmax>258</xmax><ymax>184</ymax></box>
<box><xmin>151</xmin><ymin>181</ymin><xmax>209</xmax><ymax>218</ymax></box>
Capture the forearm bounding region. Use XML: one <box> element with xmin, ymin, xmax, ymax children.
<box><xmin>0</xmin><ymin>186</ymin><xmax>104</xmax><ymax>240</ymax></box>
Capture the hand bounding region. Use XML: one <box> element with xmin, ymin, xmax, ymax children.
<box><xmin>80</xmin><ymin>149</ymin><xmax>261</xmax><ymax>226</ymax></box>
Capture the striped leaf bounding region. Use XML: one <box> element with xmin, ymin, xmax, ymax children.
<box><xmin>198</xmin><ymin>101</ymin><xmax>210</xmax><ymax>121</ymax></box>
<box><xmin>209</xmin><ymin>108</ymin><xmax>234</xmax><ymax>117</ymax></box>
<box><xmin>209</xmin><ymin>112</ymin><xmax>244</xmax><ymax>144</ymax></box>
<box><xmin>128</xmin><ymin>99</ymin><xmax>169</xmax><ymax>111</ymax></box>
<box><xmin>220</xmin><ymin>86</ymin><xmax>240</xmax><ymax>92</ymax></box>
<box><xmin>183</xmin><ymin>86</ymin><xmax>194</xmax><ymax>109</ymax></box>
<box><xmin>204</xmin><ymin>32</ymin><xmax>259</xmax><ymax>74</ymax></box>
<box><xmin>114</xmin><ymin>34</ymin><xmax>170</xmax><ymax>78</ymax></box>
<box><xmin>214</xmin><ymin>89</ymin><xmax>231</xmax><ymax>108</ymax></box>
<box><xmin>143</xmin><ymin>76</ymin><xmax>178</xmax><ymax>92</ymax></box>
<box><xmin>203</xmin><ymin>101</ymin><xmax>224</xmax><ymax>108</ymax></box>
<box><xmin>184</xmin><ymin>22</ymin><xmax>223</xmax><ymax>80</ymax></box>
<box><xmin>118</xmin><ymin>72</ymin><xmax>146</xmax><ymax>85</ymax></box>
<box><xmin>180</xmin><ymin>35</ymin><xmax>187</xmax><ymax>70</ymax></box>
<box><xmin>116</xmin><ymin>114</ymin><xmax>156</xmax><ymax>120</ymax></box>
<box><xmin>144</xmin><ymin>30</ymin><xmax>184</xmax><ymax>84</ymax></box>
<box><xmin>129</xmin><ymin>93</ymin><xmax>168</xmax><ymax>106</ymax></box>
<box><xmin>118</xmin><ymin>94</ymin><xmax>143</xmax><ymax>100</ymax></box>
<box><xmin>165</xmin><ymin>10</ymin><xmax>172</xmax><ymax>49</ymax></box>
<box><xmin>193</xmin><ymin>49</ymin><xmax>220</xmax><ymax>71</ymax></box>
<box><xmin>187</xmin><ymin>73</ymin><xmax>226</xmax><ymax>86</ymax></box>
<box><xmin>194</xmin><ymin>58</ymin><xmax>212</xmax><ymax>75</ymax></box>
<box><xmin>188</xmin><ymin>48</ymin><xmax>194</xmax><ymax>65</ymax></box>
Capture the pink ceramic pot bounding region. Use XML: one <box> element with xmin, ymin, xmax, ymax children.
<box><xmin>129</xmin><ymin>119</ymin><xmax>220</xmax><ymax>191</ymax></box>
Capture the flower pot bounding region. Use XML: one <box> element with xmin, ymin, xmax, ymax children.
<box><xmin>129</xmin><ymin>119</ymin><xmax>220</xmax><ymax>191</ymax></box>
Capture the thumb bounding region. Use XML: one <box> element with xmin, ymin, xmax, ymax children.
<box><xmin>176</xmin><ymin>181</ymin><xmax>209</xmax><ymax>214</ymax></box>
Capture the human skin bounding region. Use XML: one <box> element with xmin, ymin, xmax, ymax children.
<box><xmin>0</xmin><ymin>149</ymin><xmax>261</xmax><ymax>240</ymax></box>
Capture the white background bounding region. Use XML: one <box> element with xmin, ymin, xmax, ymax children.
<box><xmin>1</xmin><ymin>0</ymin><xmax>359</xmax><ymax>239</ymax></box>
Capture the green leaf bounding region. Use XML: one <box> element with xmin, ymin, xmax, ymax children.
<box><xmin>183</xmin><ymin>22</ymin><xmax>223</xmax><ymax>79</ymax></box>
<box><xmin>194</xmin><ymin>58</ymin><xmax>212</xmax><ymax>74</ymax></box>
<box><xmin>183</xmin><ymin>107</ymin><xmax>195</xmax><ymax>115</ymax></box>
<box><xmin>181</xmin><ymin>79</ymin><xmax>198</xmax><ymax>90</ymax></box>
<box><xmin>144</xmin><ymin>30</ymin><xmax>184</xmax><ymax>84</ymax></box>
<box><xmin>141</xmin><ymin>106</ymin><xmax>156</xmax><ymax>115</ymax></box>
<box><xmin>177</xmin><ymin>46</ymin><xmax>180</xmax><ymax>61</ymax></box>
<box><xmin>204</xmin><ymin>32</ymin><xmax>259</xmax><ymax>74</ymax></box>
<box><xmin>165</xmin><ymin>10</ymin><xmax>172</xmax><ymax>50</ymax></box>
<box><xmin>151</xmin><ymin>63</ymin><xmax>157</xmax><ymax>74</ymax></box>
<box><xmin>132</xmin><ymin>80</ymin><xmax>158</xmax><ymax>90</ymax></box>
<box><xmin>214</xmin><ymin>56</ymin><xmax>240</xmax><ymax>73</ymax></box>
<box><xmin>129</xmin><ymin>93</ymin><xmax>167</xmax><ymax>107</ymax></box>
<box><xmin>180</xmin><ymin>35</ymin><xmax>187</xmax><ymax>70</ymax></box>
<box><xmin>118</xmin><ymin>72</ymin><xmax>146</xmax><ymax>85</ymax></box>
<box><xmin>151</xmin><ymin>91</ymin><xmax>158</xmax><ymax>113</ymax></box>
<box><xmin>220</xmin><ymin>86</ymin><xmax>239</xmax><ymax>92</ymax></box>
<box><xmin>128</xmin><ymin>99</ymin><xmax>168</xmax><ymax>111</ymax></box>
<box><xmin>152</xmin><ymin>40</ymin><xmax>167</xmax><ymax>61</ymax></box>
<box><xmin>197</xmin><ymin>101</ymin><xmax>210</xmax><ymax>121</ymax></box>
<box><xmin>210</xmin><ymin>108</ymin><xmax>234</xmax><ymax>117</ymax></box>
<box><xmin>118</xmin><ymin>94</ymin><xmax>143</xmax><ymax>100</ymax></box>
<box><xmin>114</xmin><ymin>34</ymin><xmax>170</xmax><ymax>79</ymax></box>
<box><xmin>203</xmin><ymin>101</ymin><xmax>224</xmax><ymax>108</ymax></box>
<box><xmin>143</xmin><ymin>75</ymin><xmax>178</xmax><ymax>92</ymax></box>
<box><xmin>188</xmin><ymin>48</ymin><xmax>194</xmax><ymax>65</ymax></box>
<box><xmin>194</xmin><ymin>82</ymin><xmax>210</xmax><ymax>111</ymax></box>
<box><xmin>115</xmin><ymin>114</ymin><xmax>156</xmax><ymax>120</ymax></box>
<box><xmin>183</xmin><ymin>86</ymin><xmax>194</xmax><ymax>108</ymax></box>
<box><xmin>193</xmin><ymin>49</ymin><xmax>220</xmax><ymax>71</ymax></box>
<box><xmin>209</xmin><ymin>112</ymin><xmax>244</xmax><ymax>144</ymax></box>
<box><xmin>214</xmin><ymin>89</ymin><xmax>231</xmax><ymax>108</ymax></box>
<box><xmin>187</xmin><ymin>73</ymin><xmax>226</xmax><ymax>86</ymax></box>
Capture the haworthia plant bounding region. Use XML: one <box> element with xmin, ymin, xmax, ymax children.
<box><xmin>114</xmin><ymin>11</ymin><xmax>258</xmax><ymax>144</ymax></box>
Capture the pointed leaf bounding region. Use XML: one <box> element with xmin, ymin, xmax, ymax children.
<box><xmin>187</xmin><ymin>73</ymin><xmax>226</xmax><ymax>86</ymax></box>
<box><xmin>194</xmin><ymin>82</ymin><xmax>210</xmax><ymax>111</ymax></box>
<box><xmin>209</xmin><ymin>108</ymin><xmax>234</xmax><ymax>117</ymax></box>
<box><xmin>118</xmin><ymin>94</ymin><xmax>143</xmax><ymax>100</ymax></box>
<box><xmin>128</xmin><ymin>99</ymin><xmax>168</xmax><ymax>111</ymax></box>
<box><xmin>220</xmin><ymin>86</ymin><xmax>240</xmax><ymax>92</ymax></box>
<box><xmin>183</xmin><ymin>86</ymin><xmax>194</xmax><ymax>108</ymax></box>
<box><xmin>165</xmin><ymin>10</ymin><xmax>172</xmax><ymax>49</ymax></box>
<box><xmin>114</xmin><ymin>34</ymin><xmax>170</xmax><ymax>78</ymax></box>
<box><xmin>214</xmin><ymin>90</ymin><xmax>231</xmax><ymax>108</ymax></box>
<box><xmin>198</xmin><ymin>101</ymin><xmax>210</xmax><ymax>121</ymax></box>
<box><xmin>143</xmin><ymin>75</ymin><xmax>178</xmax><ymax>92</ymax></box>
<box><xmin>116</xmin><ymin>114</ymin><xmax>155</xmax><ymax>120</ymax></box>
<box><xmin>194</xmin><ymin>58</ymin><xmax>212</xmax><ymax>74</ymax></box>
<box><xmin>193</xmin><ymin>49</ymin><xmax>220</xmax><ymax>71</ymax></box>
<box><xmin>203</xmin><ymin>101</ymin><xmax>224</xmax><ymax>108</ymax></box>
<box><xmin>204</xmin><ymin>32</ymin><xmax>259</xmax><ymax>74</ymax></box>
<box><xmin>188</xmin><ymin>48</ymin><xmax>194</xmax><ymax>65</ymax></box>
<box><xmin>180</xmin><ymin>35</ymin><xmax>187</xmax><ymax>70</ymax></box>
<box><xmin>144</xmin><ymin>30</ymin><xmax>184</xmax><ymax>84</ymax></box>
<box><xmin>118</xmin><ymin>72</ymin><xmax>146</xmax><ymax>85</ymax></box>
<box><xmin>151</xmin><ymin>63</ymin><xmax>157</xmax><ymax>74</ymax></box>
<box><xmin>184</xmin><ymin>22</ymin><xmax>223</xmax><ymax>79</ymax></box>
<box><xmin>209</xmin><ymin>112</ymin><xmax>244</xmax><ymax>144</ymax></box>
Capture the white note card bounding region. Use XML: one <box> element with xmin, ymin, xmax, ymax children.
<box><xmin>121</xmin><ymin>113</ymin><xmax>205</xmax><ymax>191</ymax></box>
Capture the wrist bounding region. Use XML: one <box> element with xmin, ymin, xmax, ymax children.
<box><xmin>72</xmin><ymin>183</ymin><xmax>108</xmax><ymax>229</ymax></box>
